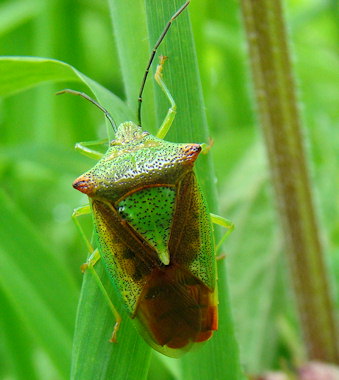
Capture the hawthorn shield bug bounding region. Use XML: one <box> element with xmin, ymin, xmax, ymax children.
<box><xmin>61</xmin><ymin>1</ymin><xmax>233</xmax><ymax>358</ymax></box>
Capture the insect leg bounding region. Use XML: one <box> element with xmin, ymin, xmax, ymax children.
<box><xmin>72</xmin><ymin>205</ymin><xmax>102</xmax><ymax>271</ymax></box>
<box><xmin>72</xmin><ymin>205</ymin><xmax>122</xmax><ymax>342</ymax></box>
<box><xmin>154</xmin><ymin>56</ymin><xmax>177</xmax><ymax>139</ymax></box>
<box><xmin>74</xmin><ymin>139</ymin><xmax>108</xmax><ymax>160</ymax></box>
<box><xmin>210</xmin><ymin>213</ymin><xmax>235</xmax><ymax>254</ymax></box>
<box><xmin>86</xmin><ymin>260</ymin><xmax>122</xmax><ymax>343</ymax></box>
<box><xmin>72</xmin><ymin>205</ymin><xmax>93</xmax><ymax>253</ymax></box>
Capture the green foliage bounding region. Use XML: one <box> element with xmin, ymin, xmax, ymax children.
<box><xmin>0</xmin><ymin>0</ymin><xmax>337</xmax><ymax>379</ymax></box>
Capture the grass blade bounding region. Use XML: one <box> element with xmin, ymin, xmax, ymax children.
<box><xmin>0</xmin><ymin>57</ymin><xmax>133</xmax><ymax>124</ymax></box>
<box><xmin>0</xmin><ymin>190</ymin><xmax>78</xmax><ymax>378</ymax></box>
<box><xmin>107</xmin><ymin>0</ymin><xmax>244</xmax><ymax>378</ymax></box>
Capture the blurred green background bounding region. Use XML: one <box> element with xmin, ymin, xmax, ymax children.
<box><xmin>0</xmin><ymin>0</ymin><xmax>338</xmax><ymax>379</ymax></box>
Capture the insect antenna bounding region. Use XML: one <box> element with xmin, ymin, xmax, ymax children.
<box><xmin>56</xmin><ymin>89</ymin><xmax>118</xmax><ymax>133</ymax></box>
<box><xmin>137</xmin><ymin>1</ymin><xmax>190</xmax><ymax>127</ymax></box>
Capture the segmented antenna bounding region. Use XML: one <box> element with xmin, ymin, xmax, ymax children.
<box><xmin>137</xmin><ymin>1</ymin><xmax>190</xmax><ymax>127</ymax></box>
<box><xmin>56</xmin><ymin>89</ymin><xmax>118</xmax><ymax>132</ymax></box>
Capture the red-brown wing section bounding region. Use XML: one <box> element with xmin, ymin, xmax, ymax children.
<box><xmin>134</xmin><ymin>264</ymin><xmax>217</xmax><ymax>352</ymax></box>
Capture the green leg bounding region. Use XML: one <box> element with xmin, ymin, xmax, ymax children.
<box><xmin>72</xmin><ymin>205</ymin><xmax>122</xmax><ymax>342</ymax></box>
<box><xmin>200</xmin><ymin>138</ymin><xmax>214</xmax><ymax>155</ymax></box>
<box><xmin>75</xmin><ymin>139</ymin><xmax>108</xmax><ymax>160</ymax></box>
<box><xmin>72</xmin><ymin>205</ymin><xmax>93</xmax><ymax>253</ymax></box>
<box><xmin>154</xmin><ymin>56</ymin><xmax>177</xmax><ymax>140</ymax></box>
<box><xmin>210</xmin><ymin>213</ymin><xmax>235</xmax><ymax>254</ymax></box>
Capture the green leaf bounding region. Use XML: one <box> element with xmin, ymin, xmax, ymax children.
<box><xmin>0</xmin><ymin>57</ymin><xmax>133</xmax><ymax>126</ymax></box>
<box><xmin>0</xmin><ymin>190</ymin><xmax>78</xmax><ymax>378</ymax></box>
<box><xmin>0</xmin><ymin>1</ymin><xmax>40</xmax><ymax>37</ymax></box>
<box><xmin>0</xmin><ymin>56</ymin><xmax>137</xmax><ymax>379</ymax></box>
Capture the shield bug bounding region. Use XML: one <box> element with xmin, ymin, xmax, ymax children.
<box><xmin>62</xmin><ymin>1</ymin><xmax>233</xmax><ymax>358</ymax></box>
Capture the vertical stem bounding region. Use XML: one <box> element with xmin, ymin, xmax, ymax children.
<box><xmin>240</xmin><ymin>0</ymin><xmax>339</xmax><ymax>363</ymax></box>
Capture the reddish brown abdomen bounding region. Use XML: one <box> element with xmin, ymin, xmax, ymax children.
<box><xmin>134</xmin><ymin>265</ymin><xmax>217</xmax><ymax>350</ymax></box>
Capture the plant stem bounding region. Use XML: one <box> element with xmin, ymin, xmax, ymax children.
<box><xmin>240</xmin><ymin>0</ymin><xmax>339</xmax><ymax>363</ymax></box>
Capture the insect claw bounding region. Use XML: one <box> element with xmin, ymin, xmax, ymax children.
<box><xmin>155</xmin><ymin>56</ymin><xmax>168</xmax><ymax>81</ymax></box>
<box><xmin>80</xmin><ymin>263</ymin><xmax>88</xmax><ymax>273</ymax></box>
<box><xmin>109</xmin><ymin>321</ymin><xmax>120</xmax><ymax>343</ymax></box>
<box><xmin>159</xmin><ymin>55</ymin><xmax>168</xmax><ymax>65</ymax></box>
<box><xmin>216</xmin><ymin>253</ymin><xmax>226</xmax><ymax>261</ymax></box>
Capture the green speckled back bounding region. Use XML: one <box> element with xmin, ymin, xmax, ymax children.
<box><xmin>117</xmin><ymin>186</ymin><xmax>176</xmax><ymax>265</ymax></box>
